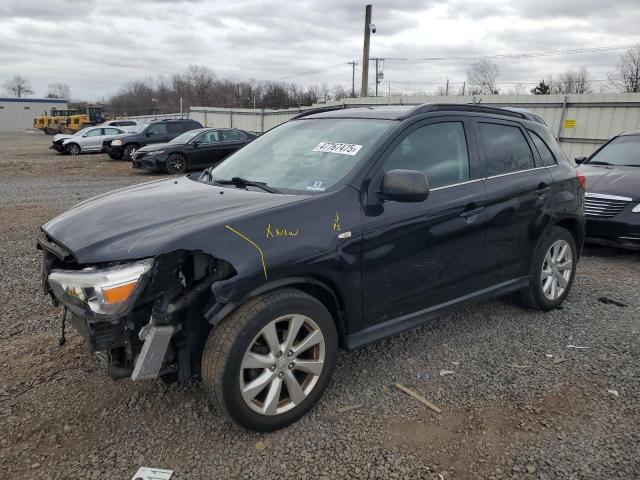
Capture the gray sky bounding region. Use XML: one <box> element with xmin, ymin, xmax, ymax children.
<box><xmin>1</xmin><ymin>0</ymin><xmax>640</xmax><ymax>100</ymax></box>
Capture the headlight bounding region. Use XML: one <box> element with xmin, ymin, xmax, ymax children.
<box><xmin>633</xmin><ymin>203</ymin><xmax>640</xmax><ymax>213</ymax></box>
<box><xmin>111</xmin><ymin>139</ymin><xmax>122</xmax><ymax>146</ymax></box>
<box><xmin>48</xmin><ymin>259</ymin><xmax>152</xmax><ymax>316</ymax></box>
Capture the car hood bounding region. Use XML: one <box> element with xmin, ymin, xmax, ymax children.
<box><xmin>138</xmin><ymin>142</ymin><xmax>178</xmax><ymax>152</ymax></box>
<box><xmin>578</xmin><ymin>164</ymin><xmax>640</xmax><ymax>200</ymax></box>
<box><xmin>53</xmin><ymin>134</ymin><xmax>73</xmax><ymax>142</ymax></box>
<box><xmin>42</xmin><ymin>176</ymin><xmax>305</xmax><ymax>264</ymax></box>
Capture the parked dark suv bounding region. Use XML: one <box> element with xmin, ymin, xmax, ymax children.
<box><xmin>103</xmin><ymin>118</ymin><xmax>203</xmax><ymax>160</ymax></box>
<box><xmin>37</xmin><ymin>104</ymin><xmax>585</xmax><ymax>432</ymax></box>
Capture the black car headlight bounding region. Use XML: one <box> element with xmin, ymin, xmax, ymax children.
<box><xmin>48</xmin><ymin>259</ymin><xmax>152</xmax><ymax>316</ymax></box>
<box><xmin>633</xmin><ymin>203</ymin><xmax>640</xmax><ymax>213</ymax></box>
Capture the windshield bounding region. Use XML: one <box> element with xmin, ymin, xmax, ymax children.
<box><xmin>589</xmin><ymin>135</ymin><xmax>640</xmax><ymax>166</ymax></box>
<box><xmin>170</xmin><ymin>129</ymin><xmax>203</xmax><ymax>144</ymax></box>
<box><xmin>207</xmin><ymin>118</ymin><xmax>394</xmax><ymax>193</ymax></box>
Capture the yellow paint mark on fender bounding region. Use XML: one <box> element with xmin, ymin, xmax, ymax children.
<box><xmin>266</xmin><ymin>223</ymin><xmax>299</xmax><ymax>238</ymax></box>
<box><xmin>225</xmin><ymin>225</ymin><xmax>268</xmax><ymax>280</ymax></box>
<box><xmin>332</xmin><ymin>211</ymin><xmax>341</xmax><ymax>232</ymax></box>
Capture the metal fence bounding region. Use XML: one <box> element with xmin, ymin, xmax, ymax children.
<box><xmin>191</xmin><ymin>93</ymin><xmax>640</xmax><ymax>160</ymax></box>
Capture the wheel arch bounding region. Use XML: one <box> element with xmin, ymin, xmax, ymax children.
<box><xmin>553</xmin><ymin>217</ymin><xmax>584</xmax><ymax>258</ymax></box>
<box><xmin>206</xmin><ymin>276</ymin><xmax>348</xmax><ymax>347</ymax></box>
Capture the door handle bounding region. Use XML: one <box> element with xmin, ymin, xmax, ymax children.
<box><xmin>536</xmin><ymin>183</ymin><xmax>551</xmax><ymax>195</ymax></box>
<box><xmin>459</xmin><ymin>206</ymin><xmax>485</xmax><ymax>219</ymax></box>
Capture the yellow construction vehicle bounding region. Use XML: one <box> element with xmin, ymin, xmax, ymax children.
<box><xmin>39</xmin><ymin>109</ymin><xmax>78</xmax><ymax>135</ymax></box>
<box><xmin>61</xmin><ymin>106</ymin><xmax>105</xmax><ymax>134</ymax></box>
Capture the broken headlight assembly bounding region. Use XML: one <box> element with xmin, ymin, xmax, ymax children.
<box><xmin>48</xmin><ymin>259</ymin><xmax>153</xmax><ymax>316</ymax></box>
<box><xmin>632</xmin><ymin>203</ymin><xmax>640</xmax><ymax>213</ymax></box>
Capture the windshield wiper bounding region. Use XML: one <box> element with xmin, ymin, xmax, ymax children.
<box><xmin>588</xmin><ymin>160</ymin><xmax>612</xmax><ymax>165</ymax></box>
<box><xmin>213</xmin><ymin>176</ymin><xmax>281</xmax><ymax>194</ymax></box>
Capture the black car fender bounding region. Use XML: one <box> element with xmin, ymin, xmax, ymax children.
<box><xmin>205</xmin><ymin>274</ymin><xmax>348</xmax><ymax>345</ymax></box>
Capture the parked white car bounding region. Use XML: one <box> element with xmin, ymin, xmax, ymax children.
<box><xmin>100</xmin><ymin>119</ymin><xmax>141</xmax><ymax>132</ymax></box>
<box><xmin>50</xmin><ymin>126</ymin><xmax>126</xmax><ymax>155</ymax></box>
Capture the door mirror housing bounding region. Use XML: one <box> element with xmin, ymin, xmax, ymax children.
<box><xmin>575</xmin><ymin>156</ymin><xmax>587</xmax><ymax>165</ymax></box>
<box><xmin>192</xmin><ymin>141</ymin><xmax>200</xmax><ymax>147</ymax></box>
<box><xmin>379</xmin><ymin>169</ymin><xmax>430</xmax><ymax>203</ymax></box>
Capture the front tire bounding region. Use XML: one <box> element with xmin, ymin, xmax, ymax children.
<box><xmin>166</xmin><ymin>153</ymin><xmax>188</xmax><ymax>174</ymax></box>
<box><xmin>66</xmin><ymin>143</ymin><xmax>81</xmax><ymax>156</ymax></box>
<box><xmin>201</xmin><ymin>288</ymin><xmax>338</xmax><ymax>432</ymax></box>
<box><xmin>108</xmin><ymin>150</ymin><xmax>123</xmax><ymax>160</ymax></box>
<box><xmin>520</xmin><ymin>226</ymin><xmax>577</xmax><ymax>311</ymax></box>
<box><xmin>123</xmin><ymin>144</ymin><xmax>137</xmax><ymax>160</ymax></box>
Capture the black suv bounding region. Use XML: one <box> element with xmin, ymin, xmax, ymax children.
<box><xmin>38</xmin><ymin>104</ymin><xmax>585</xmax><ymax>432</ymax></box>
<box><xmin>103</xmin><ymin>118</ymin><xmax>203</xmax><ymax>160</ymax></box>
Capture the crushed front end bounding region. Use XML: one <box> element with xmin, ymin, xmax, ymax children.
<box><xmin>37</xmin><ymin>230</ymin><xmax>235</xmax><ymax>382</ymax></box>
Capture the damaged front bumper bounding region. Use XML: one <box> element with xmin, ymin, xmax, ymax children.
<box><xmin>37</xmin><ymin>230</ymin><xmax>235</xmax><ymax>382</ymax></box>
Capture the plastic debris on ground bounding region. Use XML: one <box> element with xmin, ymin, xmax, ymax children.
<box><xmin>439</xmin><ymin>369</ymin><xmax>455</xmax><ymax>376</ymax></box>
<box><xmin>607</xmin><ymin>389</ymin><xmax>620</xmax><ymax>397</ymax></box>
<box><xmin>131</xmin><ymin>467</ymin><xmax>173</xmax><ymax>480</ymax></box>
<box><xmin>417</xmin><ymin>372</ymin><xmax>431</xmax><ymax>381</ymax></box>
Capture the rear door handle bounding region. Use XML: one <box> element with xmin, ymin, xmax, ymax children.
<box><xmin>536</xmin><ymin>183</ymin><xmax>551</xmax><ymax>195</ymax></box>
<box><xmin>459</xmin><ymin>207</ymin><xmax>485</xmax><ymax>219</ymax></box>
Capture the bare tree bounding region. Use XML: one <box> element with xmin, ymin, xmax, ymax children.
<box><xmin>331</xmin><ymin>84</ymin><xmax>347</xmax><ymax>101</ymax></box>
<box><xmin>3</xmin><ymin>75</ymin><xmax>34</xmax><ymax>98</ymax></box>
<box><xmin>467</xmin><ymin>60</ymin><xmax>499</xmax><ymax>94</ymax></box>
<box><xmin>551</xmin><ymin>68</ymin><xmax>592</xmax><ymax>94</ymax></box>
<box><xmin>46</xmin><ymin>82</ymin><xmax>71</xmax><ymax>99</ymax></box>
<box><xmin>608</xmin><ymin>45</ymin><xmax>640</xmax><ymax>93</ymax></box>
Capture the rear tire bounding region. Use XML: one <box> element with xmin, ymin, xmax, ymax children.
<box><xmin>201</xmin><ymin>288</ymin><xmax>338</xmax><ymax>432</ymax></box>
<box><xmin>520</xmin><ymin>226</ymin><xmax>577</xmax><ymax>311</ymax></box>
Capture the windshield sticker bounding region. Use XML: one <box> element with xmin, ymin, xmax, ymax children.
<box><xmin>306</xmin><ymin>180</ymin><xmax>327</xmax><ymax>192</ymax></box>
<box><xmin>312</xmin><ymin>142</ymin><xmax>363</xmax><ymax>156</ymax></box>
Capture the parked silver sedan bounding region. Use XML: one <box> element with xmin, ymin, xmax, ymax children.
<box><xmin>51</xmin><ymin>126</ymin><xmax>126</xmax><ymax>155</ymax></box>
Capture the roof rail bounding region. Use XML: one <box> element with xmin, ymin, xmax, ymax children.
<box><xmin>291</xmin><ymin>105</ymin><xmax>347</xmax><ymax>119</ymax></box>
<box><xmin>404</xmin><ymin>103</ymin><xmax>526</xmax><ymax>120</ymax></box>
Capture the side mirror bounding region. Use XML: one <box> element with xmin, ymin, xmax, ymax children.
<box><xmin>146</xmin><ymin>131</ymin><xmax>153</xmax><ymax>136</ymax></box>
<box><xmin>380</xmin><ymin>169</ymin><xmax>430</xmax><ymax>203</ymax></box>
<box><xmin>192</xmin><ymin>141</ymin><xmax>200</xmax><ymax>147</ymax></box>
<box><xmin>575</xmin><ymin>156</ymin><xmax>587</xmax><ymax>165</ymax></box>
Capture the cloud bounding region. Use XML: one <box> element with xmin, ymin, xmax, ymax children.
<box><xmin>0</xmin><ymin>0</ymin><xmax>639</xmax><ymax>100</ymax></box>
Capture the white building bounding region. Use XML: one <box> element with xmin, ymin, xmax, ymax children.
<box><xmin>0</xmin><ymin>97</ymin><xmax>68</xmax><ymax>132</ymax></box>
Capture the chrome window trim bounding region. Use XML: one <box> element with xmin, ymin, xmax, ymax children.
<box><xmin>430</xmin><ymin>178</ymin><xmax>482</xmax><ymax>191</ymax></box>
<box><xmin>585</xmin><ymin>192</ymin><xmax>633</xmax><ymax>202</ymax></box>
<box><xmin>485</xmin><ymin>166</ymin><xmax>548</xmax><ymax>180</ymax></box>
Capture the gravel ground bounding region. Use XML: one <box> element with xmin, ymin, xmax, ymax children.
<box><xmin>0</xmin><ymin>132</ymin><xmax>639</xmax><ymax>480</ymax></box>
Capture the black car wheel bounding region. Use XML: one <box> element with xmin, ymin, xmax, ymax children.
<box><xmin>166</xmin><ymin>154</ymin><xmax>188</xmax><ymax>175</ymax></box>
<box><xmin>201</xmin><ymin>288</ymin><xmax>338</xmax><ymax>432</ymax></box>
<box><xmin>520</xmin><ymin>226</ymin><xmax>577</xmax><ymax>311</ymax></box>
<box><xmin>66</xmin><ymin>143</ymin><xmax>81</xmax><ymax>156</ymax></box>
<box><xmin>108</xmin><ymin>151</ymin><xmax>123</xmax><ymax>160</ymax></box>
<box><xmin>123</xmin><ymin>144</ymin><xmax>138</xmax><ymax>160</ymax></box>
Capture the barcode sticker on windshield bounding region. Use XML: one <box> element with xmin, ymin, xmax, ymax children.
<box><xmin>312</xmin><ymin>142</ymin><xmax>363</xmax><ymax>156</ymax></box>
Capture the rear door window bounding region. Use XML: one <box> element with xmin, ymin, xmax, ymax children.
<box><xmin>222</xmin><ymin>129</ymin><xmax>247</xmax><ymax>142</ymax></box>
<box><xmin>168</xmin><ymin>122</ymin><xmax>184</xmax><ymax>133</ymax></box>
<box><xmin>382</xmin><ymin>122</ymin><xmax>470</xmax><ymax>188</ymax></box>
<box><xmin>528</xmin><ymin>130</ymin><xmax>557</xmax><ymax>167</ymax></box>
<box><xmin>479</xmin><ymin>122</ymin><xmax>535</xmax><ymax>176</ymax></box>
<box><xmin>147</xmin><ymin>123</ymin><xmax>168</xmax><ymax>135</ymax></box>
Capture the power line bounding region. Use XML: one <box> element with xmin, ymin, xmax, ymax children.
<box><xmin>379</xmin><ymin>44</ymin><xmax>638</xmax><ymax>62</ymax></box>
<box><xmin>276</xmin><ymin>63</ymin><xmax>350</xmax><ymax>80</ymax></box>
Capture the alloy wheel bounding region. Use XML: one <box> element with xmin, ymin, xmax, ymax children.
<box><xmin>167</xmin><ymin>155</ymin><xmax>186</xmax><ymax>174</ymax></box>
<box><xmin>541</xmin><ymin>239</ymin><xmax>573</xmax><ymax>301</ymax></box>
<box><xmin>69</xmin><ymin>144</ymin><xmax>80</xmax><ymax>155</ymax></box>
<box><xmin>239</xmin><ymin>314</ymin><xmax>325</xmax><ymax>416</ymax></box>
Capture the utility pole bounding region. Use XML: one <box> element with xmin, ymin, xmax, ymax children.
<box><xmin>445</xmin><ymin>78</ymin><xmax>449</xmax><ymax>96</ymax></box>
<box><xmin>348</xmin><ymin>61</ymin><xmax>358</xmax><ymax>97</ymax></box>
<box><xmin>361</xmin><ymin>4</ymin><xmax>372</xmax><ymax>97</ymax></box>
<box><xmin>461</xmin><ymin>82</ymin><xmax>466</xmax><ymax>96</ymax></box>
<box><xmin>375</xmin><ymin>57</ymin><xmax>379</xmax><ymax>96</ymax></box>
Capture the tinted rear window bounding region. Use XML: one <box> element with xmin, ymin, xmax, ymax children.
<box><xmin>479</xmin><ymin>123</ymin><xmax>535</xmax><ymax>176</ymax></box>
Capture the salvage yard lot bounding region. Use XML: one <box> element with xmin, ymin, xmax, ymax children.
<box><xmin>0</xmin><ymin>132</ymin><xmax>639</xmax><ymax>480</ymax></box>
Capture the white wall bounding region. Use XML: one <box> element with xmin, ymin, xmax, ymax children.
<box><xmin>0</xmin><ymin>98</ymin><xmax>68</xmax><ymax>132</ymax></box>
<box><xmin>191</xmin><ymin>93</ymin><xmax>640</xmax><ymax>159</ymax></box>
